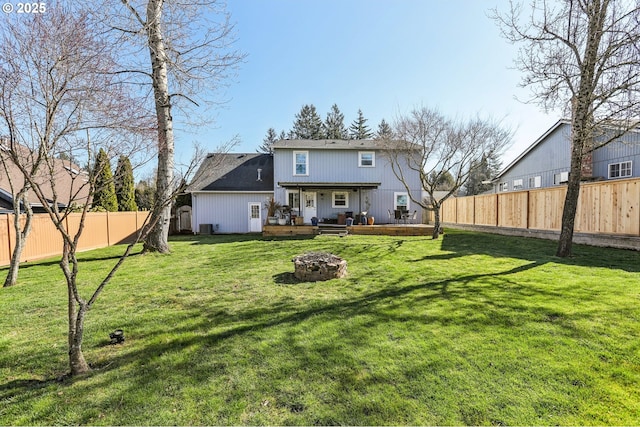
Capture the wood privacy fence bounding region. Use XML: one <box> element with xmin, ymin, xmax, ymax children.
<box><xmin>0</xmin><ymin>211</ymin><xmax>150</xmax><ymax>267</ymax></box>
<box><xmin>441</xmin><ymin>177</ymin><xmax>640</xmax><ymax>237</ymax></box>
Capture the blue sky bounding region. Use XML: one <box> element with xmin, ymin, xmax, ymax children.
<box><xmin>174</xmin><ymin>0</ymin><xmax>560</xmax><ymax>170</ymax></box>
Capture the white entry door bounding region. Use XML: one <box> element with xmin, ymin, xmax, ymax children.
<box><xmin>303</xmin><ymin>192</ymin><xmax>317</xmax><ymax>221</ymax></box>
<box><xmin>249</xmin><ymin>202</ymin><xmax>262</xmax><ymax>232</ymax></box>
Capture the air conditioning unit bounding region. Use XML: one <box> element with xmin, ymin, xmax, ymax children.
<box><xmin>199</xmin><ymin>224</ymin><xmax>213</xmax><ymax>235</ymax></box>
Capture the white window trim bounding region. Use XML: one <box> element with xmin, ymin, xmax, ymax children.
<box><xmin>293</xmin><ymin>151</ymin><xmax>309</xmax><ymax>176</ymax></box>
<box><xmin>332</xmin><ymin>191</ymin><xmax>349</xmax><ymax>208</ymax></box>
<box><xmin>394</xmin><ymin>192</ymin><xmax>409</xmax><ymax>210</ymax></box>
<box><xmin>608</xmin><ymin>161</ymin><xmax>632</xmax><ymax>179</ymax></box>
<box><xmin>358</xmin><ymin>151</ymin><xmax>375</xmax><ymax>167</ymax></box>
<box><xmin>499</xmin><ymin>182</ymin><xmax>508</xmax><ymax>192</ymax></box>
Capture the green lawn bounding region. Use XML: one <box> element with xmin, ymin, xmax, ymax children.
<box><xmin>1</xmin><ymin>230</ymin><xmax>639</xmax><ymax>425</ymax></box>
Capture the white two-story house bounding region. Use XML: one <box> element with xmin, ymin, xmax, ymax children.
<box><xmin>187</xmin><ymin>139</ymin><xmax>422</xmax><ymax>233</ymax></box>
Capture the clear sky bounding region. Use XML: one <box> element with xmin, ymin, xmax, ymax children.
<box><xmin>174</xmin><ymin>0</ymin><xmax>560</xmax><ymax>171</ymax></box>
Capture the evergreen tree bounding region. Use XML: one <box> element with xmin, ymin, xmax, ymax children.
<box><xmin>348</xmin><ymin>109</ymin><xmax>373</xmax><ymax>139</ymax></box>
<box><xmin>258</xmin><ymin>128</ymin><xmax>278</xmax><ymax>153</ymax></box>
<box><xmin>115</xmin><ymin>155</ymin><xmax>138</xmax><ymax>211</ymax></box>
<box><xmin>464</xmin><ymin>154</ymin><xmax>502</xmax><ymax>195</ymax></box>
<box><xmin>135</xmin><ymin>179</ymin><xmax>156</xmax><ymax>211</ymax></box>
<box><xmin>374</xmin><ymin>118</ymin><xmax>394</xmax><ymax>140</ymax></box>
<box><xmin>92</xmin><ymin>148</ymin><xmax>118</xmax><ymax>212</ymax></box>
<box><xmin>291</xmin><ymin>104</ymin><xmax>324</xmax><ymax>139</ymax></box>
<box><xmin>323</xmin><ymin>104</ymin><xmax>348</xmax><ymax>139</ymax></box>
<box><xmin>279</xmin><ymin>130</ymin><xmax>287</xmax><ymax>140</ymax></box>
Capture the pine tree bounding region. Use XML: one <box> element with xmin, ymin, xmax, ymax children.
<box><xmin>115</xmin><ymin>155</ymin><xmax>138</xmax><ymax>211</ymax></box>
<box><xmin>92</xmin><ymin>148</ymin><xmax>118</xmax><ymax>212</ymax></box>
<box><xmin>258</xmin><ymin>128</ymin><xmax>278</xmax><ymax>153</ymax></box>
<box><xmin>348</xmin><ymin>109</ymin><xmax>373</xmax><ymax>139</ymax></box>
<box><xmin>135</xmin><ymin>179</ymin><xmax>156</xmax><ymax>211</ymax></box>
<box><xmin>374</xmin><ymin>118</ymin><xmax>394</xmax><ymax>140</ymax></box>
<box><xmin>291</xmin><ymin>104</ymin><xmax>324</xmax><ymax>139</ymax></box>
<box><xmin>323</xmin><ymin>104</ymin><xmax>348</xmax><ymax>139</ymax></box>
<box><xmin>464</xmin><ymin>154</ymin><xmax>502</xmax><ymax>196</ymax></box>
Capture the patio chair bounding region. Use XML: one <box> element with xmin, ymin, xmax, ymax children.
<box><xmin>387</xmin><ymin>209</ymin><xmax>393</xmax><ymax>223</ymax></box>
<box><xmin>394</xmin><ymin>209</ymin><xmax>402</xmax><ymax>224</ymax></box>
<box><xmin>410</xmin><ymin>210</ymin><xmax>417</xmax><ymax>224</ymax></box>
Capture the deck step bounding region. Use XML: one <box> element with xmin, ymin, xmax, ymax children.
<box><xmin>317</xmin><ymin>224</ymin><xmax>348</xmax><ymax>236</ymax></box>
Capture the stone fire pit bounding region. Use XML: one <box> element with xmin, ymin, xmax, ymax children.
<box><xmin>292</xmin><ymin>252</ymin><xmax>347</xmax><ymax>282</ymax></box>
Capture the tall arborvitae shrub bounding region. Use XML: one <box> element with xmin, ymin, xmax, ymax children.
<box><xmin>92</xmin><ymin>148</ymin><xmax>118</xmax><ymax>211</ymax></box>
<box><xmin>115</xmin><ymin>155</ymin><xmax>138</xmax><ymax>211</ymax></box>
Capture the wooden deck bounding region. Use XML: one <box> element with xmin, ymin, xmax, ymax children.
<box><xmin>263</xmin><ymin>223</ymin><xmax>435</xmax><ymax>237</ymax></box>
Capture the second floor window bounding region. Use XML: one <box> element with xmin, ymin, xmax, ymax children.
<box><xmin>294</xmin><ymin>151</ymin><xmax>308</xmax><ymax>176</ymax></box>
<box><xmin>359</xmin><ymin>151</ymin><xmax>375</xmax><ymax>167</ymax></box>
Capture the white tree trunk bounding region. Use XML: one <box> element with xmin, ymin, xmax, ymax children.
<box><xmin>144</xmin><ymin>0</ymin><xmax>174</xmax><ymax>254</ymax></box>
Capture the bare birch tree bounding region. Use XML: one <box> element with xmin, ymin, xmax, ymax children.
<box><xmin>0</xmin><ymin>3</ymin><xmax>157</xmax><ymax>375</ymax></box>
<box><xmin>493</xmin><ymin>0</ymin><xmax>640</xmax><ymax>257</ymax></box>
<box><xmin>385</xmin><ymin>106</ymin><xmax>512</xmax><ymax>239</ymax></box>
<box><xmin>108</xmin><ymin>0</ymin><xmax>245</xmax><ymax>253</ymax></box>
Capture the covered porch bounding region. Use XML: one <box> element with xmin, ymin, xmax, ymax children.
<box><xmin>277</xmin><ymin>181</ymin><xmax>381</xmax><ymax>226</ymax></box>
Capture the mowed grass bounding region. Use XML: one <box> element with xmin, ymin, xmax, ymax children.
<box><xmin>0</xmin><ymin>230</ymin><xmax>639</xmax><ymax>425</ymax></box>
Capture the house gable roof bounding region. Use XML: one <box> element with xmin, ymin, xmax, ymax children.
<box><xmin>273</xmin><ymin>139</ymin><xmax>389</xmax><ymax>150</ymax></box>
<box><xmin>0</xmin><ymin>142</ymin><xmax>90</xmax><ymax>209</ymax></box>
<box><xmin>187</xmin><ymin>153</ymin><xmax>274</xmax><ymax>193</ymax></box>
<box><xmin>495</xmin><ymin>119</ymin><xmax>570</xmax><ymax>180</ymax></box>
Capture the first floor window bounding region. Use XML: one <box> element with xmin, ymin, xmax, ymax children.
<box><xmin>394</xmin><ymin>192</ymin><xmax>409</xmax><ymax>211</ymax></box>
<box><xmin>554</xmin><ymin>171</ymin><xmax>569</xmax><ymax>185</ymax></box>
<box><xmin>608</xmin><ymin>161</ymin><xmax>632</xmax><ymax>179</ymax></box>
<box><xmin>499</xmin><ymin>182</ymin><xmax>508</xmax><ymax>192</ymax></box>
<box><xmin>332</xmin><ymin>191</ymin><xmax>349</xmax><ymax>208</ymax></box>
<box><xmin>513</xmin><ymin>179</ymin><xmax>523</xmax><ymax>190</ymax></box>
<box><xmin>529</xmin><ymin>176</ymin><xmax>541</xmax><ymax>188</ymax></box>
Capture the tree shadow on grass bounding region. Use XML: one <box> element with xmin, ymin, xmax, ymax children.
<box><xmin>429</xmin><ymin>230</ymin><xmax>640</xmax><ymax>273</ymax></box>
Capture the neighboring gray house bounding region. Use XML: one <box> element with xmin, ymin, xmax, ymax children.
<box><xmin>188</xmin><ymin>139</ymin><xmax>422</xmax><ymax>233</ymax></box>
<box><xmin>188</xmin><ymin>153</ymin><xmax>274</xmax><ymax>233</ymax></box>
<box><xmin>494</xmin><ymin>120</ymin><xmax>640</xmax><ymax>192</ymax></box>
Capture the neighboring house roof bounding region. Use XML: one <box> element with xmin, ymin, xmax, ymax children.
<box><xmin>496</xmin><ymin>118</ymin><xmax>640</xmax><ymax>180</ymax></box>
<box><xmin>273</xmin><ymin>139</ymin><xmax>394</xmax><ymax>150</ymax></box>
<box><xmin>187</xmin><ymin>153</ymin><xmax>274</xmax><ymax>192</ymax></box>
<box><xmin>495</xmin><ymin>119</ymin><xmax>570</xmax><ymax>180</ymax></box>
<box><xmin>0</xmin><ymin>143</ymin><xmax>90</xmax><ymax>210</ymax></box>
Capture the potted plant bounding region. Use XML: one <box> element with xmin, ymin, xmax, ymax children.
<box><xmin>265</xmin><ymin>197</ymin><xmax>282</xmax><ymax>225</ymax></box>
